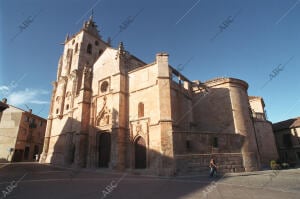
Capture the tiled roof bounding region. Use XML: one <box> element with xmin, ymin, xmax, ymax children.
<box><xmin>273</xmin><ymin>117</ymin><xmax>300</xmax><ymax>131</ymax></box>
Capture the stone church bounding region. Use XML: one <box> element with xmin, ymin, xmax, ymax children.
<box><xmin>40</xmin><ymin>16</ymin><xmax>278</xmax><ymax>175</ymax></box>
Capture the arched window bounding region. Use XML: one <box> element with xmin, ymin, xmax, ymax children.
<box><xmin>87</xmin><ymin>43</ymin><xmax>92</xmax><ymax>54</ymax></box>
<box><xmin>56</xmin><ymin>96</ymin><xmax>61</xmax><ymax>104</ymax></box>
<box><xmin>74</xmin><ymin>43</ymin><xmax>78</xmax><ymax>53</ymax></box>
<box><xmin>138</xmin><ymin>102</ymin><xmax>144</xmax><ymax>118</ymax></box>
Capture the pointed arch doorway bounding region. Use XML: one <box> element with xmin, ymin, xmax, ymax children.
<box><xmin>134</xmin><ymin>136</ymin><xmax>146</xmax><ymax>169</ymax></box>
<box><xmin>97</xmin><ymin>132</ymin><xmax>111</xmax><ymax>168</ymax></box>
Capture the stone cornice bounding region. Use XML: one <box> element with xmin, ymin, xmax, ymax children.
<box><xmin>204</xmin><ymin>77</ymin><xmax>248</xmax><ymax>90</ymax></box>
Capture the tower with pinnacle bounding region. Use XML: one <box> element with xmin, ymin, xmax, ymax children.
<box><xmin>41</xmin><ymin>16</ymin><xmax>111</xmax><ymax>167</ymax></box>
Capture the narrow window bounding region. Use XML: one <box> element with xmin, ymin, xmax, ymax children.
<box><xmin>56</xmin><ymin>108</ymin><xmax>59</xmax><ymax>114</ymax></box>
<box><xmin>87</xmin><ymin>43</ymin><xmax>92</xmax><ymax>54</ymax></box>
<box><xmin>66</xmin><ymin>104</ymin><xmax>69</xmax><ymax>110</ymax></box>
<box><xmin>138</xmin><ymin>102</ymin><xmax>144</xmax><ymax>118</ymax></box>
<box><xmin>186</xmin><ymin>140</ymin><xmax>191</xmax><ymax>150</ymax></box>
<box><xmin>29</xmin><ymin>118</ymin><xmax>36</xmax><ymax>128</ymax></box>
<box><xmin>75</xmin><ymin>43</ymin><xmax>78</xmax><ymax>53</ymax></box>
<box><xmin>212</xmin><ymin>137</ymin><xmax>218</xmax><ymax>148</ymax></box>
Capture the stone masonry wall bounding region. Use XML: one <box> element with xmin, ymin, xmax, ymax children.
<box><xmin>173</xmin><ymin>131</ymin><xmax>245</xmax><ymax>173</ymax></box>
<box><xmin>175</xmin><ymin>153</ymin><xmax>244</xmax><ymax>174</ymax></box>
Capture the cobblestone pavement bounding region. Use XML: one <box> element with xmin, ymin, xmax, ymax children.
<box><xmin>0</xmin><ymin>163</ymin><xmax>299</xmax><ymax>199</ymax></box>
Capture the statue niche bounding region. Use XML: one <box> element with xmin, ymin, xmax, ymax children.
<box><xmin>96</xmin><ymin>97</ymin><xmax>110</xmax><ymax>126</ymax></box>
<box><xmin>136</xmin><ymin>122</ymin><xmax>142</xmax><ymax>134</ymax></box>
<box><xmin>135</xmin><ymin>121</ymin><xmax>147</xmax><ymax>138</ymax></box>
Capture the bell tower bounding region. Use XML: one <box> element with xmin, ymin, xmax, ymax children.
<box><xmin>41</xmin><ymin>15</ymin><xmax>109</xmax><ymax>167</ymax></box>
<box><xmin>56</xmin><ymin>15</ymin><xmax>108</xmax><ymax>83</ymax></box>
<box><xmin>51</xmin><ymin>15</ymin><xmax>110</xmax><ymax>118</ymax></box>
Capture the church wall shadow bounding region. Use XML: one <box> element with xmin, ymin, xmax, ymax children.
<box><xmin>47</xmin><ymin>115</ymin><xmax>222</xmax><ymax>198</ymax></box>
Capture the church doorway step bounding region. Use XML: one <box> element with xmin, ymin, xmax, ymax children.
<box><xmin>135</xmin><ymin>136</ymin><xmax>146</xmax><ymax>169</ymax></box>
<box><xmin>97</xmin><ymin>132</ymin><xmax>111</xmax><ymax>168</ymax></box>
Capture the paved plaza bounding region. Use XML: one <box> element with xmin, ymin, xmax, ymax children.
<box><xmin>0</xmin><ymin>163</ymin><xmax>299</xmax><ymax>199</ymax></box>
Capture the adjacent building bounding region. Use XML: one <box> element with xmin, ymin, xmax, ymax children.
<box><xmin>40</xmin><ymin>16</ymin><xmax>278</xmax><ymax>175</ymax></box>
<box><xmin>249</xmin><ymin>96</ymin><xmax>278</xmax><ymax>168</ymax></box>
<box><xmin>0</xmin><ymin>103</ymin><xmax>47</xmax><ymax>162</ymax></box>
<box><xmin>273</xmin><ymin>117</ymin><xmax>300</xmax><ymax>166</ymax></box>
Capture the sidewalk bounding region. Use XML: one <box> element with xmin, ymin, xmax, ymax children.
<box><xmin>224</xmin><ymin>167</ymin><xmax>300</xmax><ymax>177</ymax></box>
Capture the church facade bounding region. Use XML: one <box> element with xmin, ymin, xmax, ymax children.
<box><xmin>40</xmin><ymin>17</ymin><xmax>278</xmax><ymax>175</ymax></box>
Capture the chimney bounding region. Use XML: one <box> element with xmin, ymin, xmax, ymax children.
<box><xmin>156</xmin><ymin>52</ymin><xmax>169</xmax><ymax>77</ymax></box>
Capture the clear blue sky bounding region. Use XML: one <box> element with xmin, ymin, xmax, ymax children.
<box><xmin>0</xmin><ymin>0</ymin><xmax>299</xmax><ymax>123</ymax></box>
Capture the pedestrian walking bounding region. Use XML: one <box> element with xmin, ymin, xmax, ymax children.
<box><xmin>209</xmin><ymin>157</ymin><xmax>217</xmax><ymax>177</ymax></box>
<box><xmin>35</xmin><ymin>154</ymin><xmax>39</xmax><ymax>162</ymax></box>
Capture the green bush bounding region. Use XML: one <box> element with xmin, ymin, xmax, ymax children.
<box><xmin>270</xmin><ymin>160</ymin><xmax>279</xmax><ymax>170</ymax></box>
